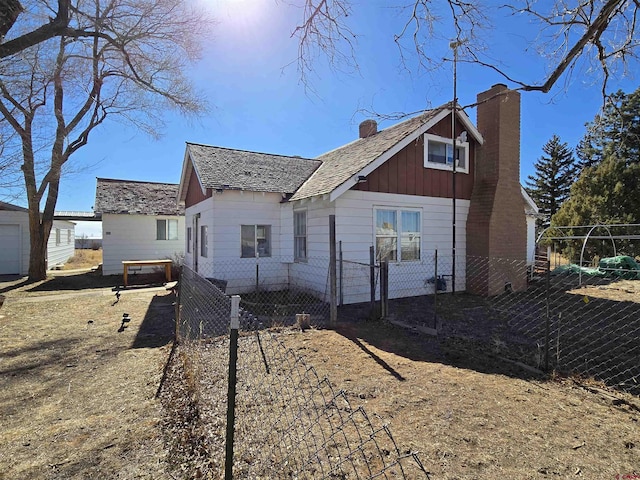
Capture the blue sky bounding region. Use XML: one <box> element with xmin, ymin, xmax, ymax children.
<box><xmin>43</xmin><ymin>0</ymin><xmax>636</xmax><ymax>237</ymax></box>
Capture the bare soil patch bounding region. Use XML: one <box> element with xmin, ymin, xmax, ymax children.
<box><xmin>280</xmin><ymin>323</ymin><xmax>639</xmax><ymax>479</ymax></box>
<box><xmin>162</xmin><ymin>319</ymin><xmax>639</xmax><ymax>479</ymax></box>
<box><xmin>0</xmin><ymin>285</ymin><xmax>175</xmax><ymax>479</ymax></box>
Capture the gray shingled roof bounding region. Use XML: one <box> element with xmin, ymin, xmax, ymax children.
<box><xmin>186</xmin><ymin>143</ymin><xmax>322</xmax><ymax>194</ymax></box>
<box><xmin>0</xmin><ymin>201</ymin><xmax>28</xmax><ymax>212</ymax></box>
<box><xmin>290</xmin><ymin>108</ymin><xmax>444</xmax><ymax>201</ymax></box>
<box><xmin>95</xmin><ymin>178</ymin><xmax>184</xmax><ymax>215</ymax></box>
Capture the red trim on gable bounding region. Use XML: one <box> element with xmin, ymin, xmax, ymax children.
<box><xmin>352</xmin><ymin>113</ymin><xmax>475</xmax><ymax>200</ymax></box>
<box><xmin>185</xmin><ymin>169</ymin><xmax>211</xmax><ymax>207</ymax></box>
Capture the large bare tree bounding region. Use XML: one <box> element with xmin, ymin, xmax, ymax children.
<box><xmin>293</xmin><ymin>0</ymin><xmax>640</xmax><ymax>100</ymax></box>
<box><xmin>0</xmin><ymin>0</ymin><xmax>207</xmax><ymax>280</ymax></box>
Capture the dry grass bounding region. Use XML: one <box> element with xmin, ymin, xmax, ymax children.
<box><xmin>63</xmin><ymin>249</ymin><xmax>103</xmax><ymax>270</ymax></box>
<box><xmin>0</xmin><ymin>282</ymin><xmax>174</xmax><ymax>479</ymax></box>
<box><xmin>169</xmin><ymin>321</ymin><xmax>640</xmax><ymax>479</ymax></box>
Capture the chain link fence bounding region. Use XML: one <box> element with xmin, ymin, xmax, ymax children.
<box><xmin>368</xmin><ymin>253</ymin><xmax>639</xmax><ymax>395</ymax></box>
<box><xmin>172</xmin><ymin>264</ymin><xmax>430</xmax><ymax>479</ymax></box>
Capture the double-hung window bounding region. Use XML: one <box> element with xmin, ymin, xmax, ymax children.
<box><xmin>157</xmin><ymin>219</ymin><xmax>179</xmax><ymax>240</ymax></box>
<box><xmin>375</xmin><ymin>208</ymin><xmax>421</xmax><ymax>262</ymax></box>
<box><xmin>241</xmin><ymin>225</ymin><xmax>271</xmax><ymax>258</ymax></box>
<box><xmin>294</xmin><ymin>211</ymin><xmax>307</xmax><ymax>261</ymax></box>
<box><xmin>424</xmin><ymin>133</ymin><xmax>469</xmax><ymax>173</ymax></box>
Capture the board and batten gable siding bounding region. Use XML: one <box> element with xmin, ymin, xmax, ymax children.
<box><xmin>352</xmin><ymin>114</ymin><xmax>476</xmax><ymax>199</ymax></box>
<box><xmin>334</xmin><ymin>190</ymin><xmax>469</xmax><ymax>303</ymax></box>
<box><xmin>101</xmin><ymin>213</ymin><xmax>185</xmax><ymax>275</ymax></box>
<box><xmin>47</xmin><ymin>220</ymin><xmax>76</xmax><ymax>267</ymax></box>
<box><xmin>0</xmin><ymin>210</ymin><xmax>30</xmax><ymax>275</ymax></box>
<box><xmin>185</xmin><ymin>191</ymin><xmax>289</xmax><ymax>294</ymax></box>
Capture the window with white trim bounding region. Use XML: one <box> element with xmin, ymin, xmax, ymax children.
<box><xmin>241</xmin><ymin>225</ymin><xmax>271</xmax><ymax>258</ymax></box>
<box><xmin>375</xmin><ymin>208</ymin><xmax>421</xmax><ymax>262</ymax></box>
<box><xmin>424</xmin><ymin>133</ymin><xmax>469</xmax><ymax>173</ymax></box>
<box><xmin>294</xmin><ymin>210</ymin><xmax>307</xmax><ymax>261</ymax></box>
<box><xmin>200</xmin><ymin>225</ymin><xmax>208</xmax><ymax>257</ymax></box>
<box><xmin>157</xmin><ymin>219</ymin><xmax>179</xmax><ymax>240</ymax></box>
<box><xmin>186</xmin><ymin>227</ymin><xmax>192</xmax><ymax>253</ymax></box>
<box><xmin>55</xmin><ymin>228</ymin><xmax>61</xmax><ymax>246</ymax></box>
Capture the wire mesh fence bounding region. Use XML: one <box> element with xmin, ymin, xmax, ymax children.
<box><xmin>479</xmin><ymin>255</ymin><xmax>640</xmax><ymax>395</ymax></box>
<box><xmin>174</xmin><ymin>265</ymin><xmax>430</xmax><ymax>479</ymax></box>
<box><xmin>371</xmin><ymin>253</ymin><xmax>640</xmax><ymax>395</ymax></box>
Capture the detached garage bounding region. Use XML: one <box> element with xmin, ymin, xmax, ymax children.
<box><xmin>0</xmin><ymin>201</ymin><xmax>76</xmax><ymax>276</ymax></box>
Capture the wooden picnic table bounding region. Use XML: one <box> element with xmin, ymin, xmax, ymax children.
<box><xmin>122</xmin><ymin>259</ymin><xmax>172</xmax><ymax>286</ymax></box>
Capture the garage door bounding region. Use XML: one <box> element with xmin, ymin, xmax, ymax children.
<box><xmin>0</xmin><ymin>224</ymin><xmax>21</xmax><ymax>274</ymax></box>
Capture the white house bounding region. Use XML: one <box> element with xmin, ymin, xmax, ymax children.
<box><xmin>521</xmin><ymin>186</ymin><xmax>540</xmax><ymax>265</ymax></box>
<box><xmin>94</xmin><ymin>178</ymin><xmax>185</xmax><ymax>275</ymax></box>
<box><xmin>178</xmin><ymin>85</ymin><xmax>536</xmax><ymax>300</ymax></box>
<box><xmin>0</xmin><ymin>201</ymin><xmax>76</xmax><ymax>275</ymax></box>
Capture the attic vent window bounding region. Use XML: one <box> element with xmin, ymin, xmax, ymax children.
<box><xmin>424</xmin><ymin>133</ymin><xmax>469</xmax><ymax>173</ymax></box>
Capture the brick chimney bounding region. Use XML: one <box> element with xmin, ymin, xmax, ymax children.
<box><xmin>359</xmin><ymin>119</ymin><xmax>377</xmax><ymax>138</ymax></box>
<box><xmin>466</xmin><ymin>84</ymin><xmax>527</xmax><ymax>296</ymax></box>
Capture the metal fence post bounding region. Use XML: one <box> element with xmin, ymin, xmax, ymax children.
<box><xmin>224</xmin><ymin>295</ymin><xmax>241</xmax><ymax>480</ymax></box>
<box><xmin>381</xmin><ymin>260</ymin><xmax>389</xmax><ymax>318</ymax></box>
<box><xmin>369</xmin><ymin>246</ymin><xmax>375</xmax><ymax>318</ymax></box>
<box><xmin>329</xmin><ymin>215</ymin><xmax>337</xmax><ymax>327</ymax></box>
<box><xmin>544</xmin><ymin>260</ymin><xmax>551</xmax><ymax>372</ymax></box>
<box><xmin>339</xmin><ymin>241</ymin><xmax>343</xmax><ymax>306</ymax></box>
<box><xmin>433</xmin><ymin>249</ymin><xmax>438</xmax><ymax>330</ymax></box>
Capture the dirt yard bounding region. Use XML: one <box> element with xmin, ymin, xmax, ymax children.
<box><xmin>1</xmin><ymin>271</ymin><xmax>639</xmax><ymax>479</ymax></box>
<box><xmin>0</xmin><ymin>273</ymin><xmax>175</xmax><ymax>479</ymax></box>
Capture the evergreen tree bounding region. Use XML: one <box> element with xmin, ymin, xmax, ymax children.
<box><xmin>525</xmin><ymin>135</ymin><xmax>578</xmax><ymax>229</ymax></box>
<box><xmin>553</xmin><ymin>87</ymin><xmax>640</xmax><ymax>258</ymax></box>
<box><xmin>576</xmin><ymin>88</ymin><xmax>640</xmax><ymax>169</ymax></box>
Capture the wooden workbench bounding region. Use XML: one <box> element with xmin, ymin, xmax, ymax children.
<box><xmin>122</xmin><ymin>259</ymin><xmax>172</xmax><ymax>286</ymax></box>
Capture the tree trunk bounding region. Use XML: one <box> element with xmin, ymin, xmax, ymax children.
<box><xmin>27</xmin><ymin>208</ymin><xmax>51</xmax><ymax>281</ymax></box>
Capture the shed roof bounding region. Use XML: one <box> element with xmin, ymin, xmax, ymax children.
<box><xmin>0</xmin><ymin>201</ymin><xmax>28</xmax><ymax>212</ymax></box>
<box><xmin>186</xmin><ymin>143</ymin><xmax>322</xmax><ymax>194</ymax></box>
<box><xmin>94</xmin><ymin>178</ymin><xmax>184</xmax><ymax>215</ymax></box>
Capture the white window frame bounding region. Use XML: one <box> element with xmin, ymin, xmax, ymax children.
<box><xmin>294</xmin><ymin>210</ymin><xmax>307</xmax><ymax>262</ymax></box>
<box><xmin>186</xmin><ymin>227</ymin><xmax>192</xmax><ymax>253</ymax></box>
<box><xmin>424</xmin><ymin>133</ymin><xmax>469</xmax><ymax>173</ymax></box>
<box><xmin>55</xmin><ymin>228</ymin><xmax>61</xmax><ymax>246</ymax></box>
<box><xmin>374</xmin><ymin>207</ymin><xmax>422</xmax><ymax>263</ymax></box>
<box><xmin>200</xmin><ymin>225</ymin><xmax>208</xmax><ymax>258</ymax></box>
<box><xmin>241</xmin><ymin>225</ymin><xmax>272</xmax><ymax>258</ymax></box>
<box><xmin>157</xmin><ymin>218</ymin><xmax>179</xmax><ymax>241</ymax></box>
<box><xmin>67</xmin><ymin>230</ymin><xmax>72</xmax><ymax>244</ymax></box>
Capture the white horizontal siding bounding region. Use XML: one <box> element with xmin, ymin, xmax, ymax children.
<box><xmin>47</xmin><ymin>220</ymin><xmax>75</xmax><ymax>268</ymax></box>
<box><xmin>102</xmin><ymin>213</ymin><xmax>185</xmax><ymax>275</ymax></box>
<box><xmin>0</xmin><ymin>211</ymin><xmax>30</xmax><ymax>275</ymax></box>
<box><xmin>335</xmin><ymin>190</ymin><xmax>469</xmax><ymax>303</ymax></box>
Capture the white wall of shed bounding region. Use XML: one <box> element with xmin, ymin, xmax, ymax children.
<box><xmin>101</xmin><ymin>213</ymin><xmax>184</xmax><ymax>275</ymax></box>
<box><xmin>0</xmin><ymin>210</ymin><xmax>30</xmax><ymax>275</ymax></box>
<box><xmin>47</xmin><ymin>220</ymin><xmax>76</xmax><ymax>268</ymax></box>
